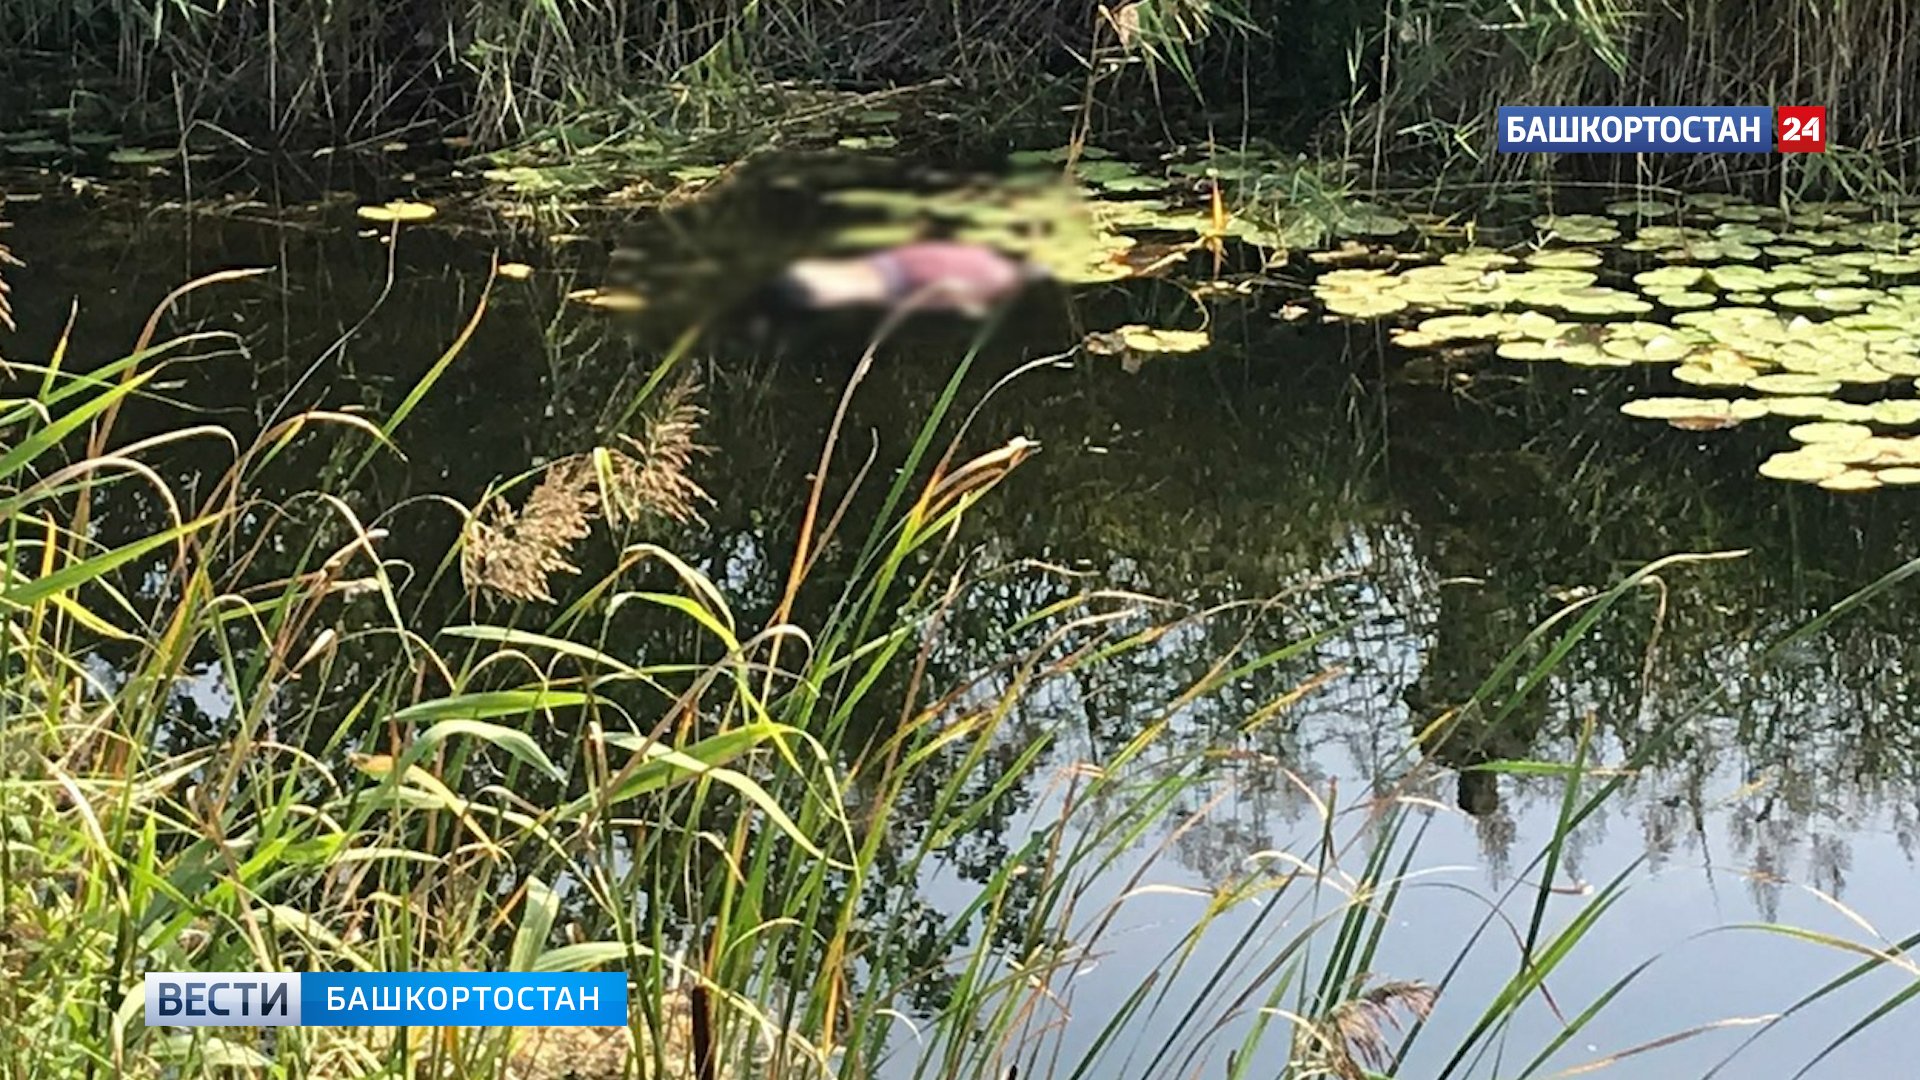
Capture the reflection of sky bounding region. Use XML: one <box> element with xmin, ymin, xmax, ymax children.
<box><xmin>905</xmin><ymin>517</ymin><xmax>1920</xmax><ymax>1079</ymax></box>
<box><xmin>26</xmin><ymin>185</ymin><xmax>1920</xmax><ymax>1078</ymax></box>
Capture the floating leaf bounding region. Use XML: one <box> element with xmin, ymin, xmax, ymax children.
<box><xmin>1869</xmin><ymin>400</ymin><xmax>1920</xmax><ymax>425</ymax></box>
<box><xmin>1819</xmin><ymin>470</ymin><xmax>1882</xmax><ymax>491</ymax></box>
<box><xmin>1651</xmin><ymin>290</ymin><xmax>1716</xmax><ymax>309</ymax></box>
<box><xmin>1634</xmin><ymin>266</ymin><xmax>1704</xmax><ymax>291</ymax></box>
<box><xmin>566</xmin><ymin>287</ymin><xmax>647</xmax><ymax>312</ymax></box>
<box><xmin>1619</xmin><ymin>396</ymin><xmax>1759</xmax><ymax>429</ymax></box>
<box><xmin>1747</xmin><ymin>372</ymin><xmax>1844</xmax><ymax>395</ymax></box>
<box><xmin>1533</xmin><ymin>214</ymin><xmax>1620</xmax><ymax>243</ymax></box>
<box><xmin>1789</xmin><ymin>421</ymin><xmax>1873</xmax><ymax>444</ymax></box>
<box><xmin>1117</xmin><ymin>325</ymin><xmax>1210</xmax><ymax>353</ymax></box>
<box><xmin>1803</xmin><ymin>440</ymin><xmax>1882</xmax><ymax>464</ymax></box>
<box><xmin>1774</xmin><ymin>287</ymin><xmax>1881</xmax><ymax>313</ymax></box>
<box><xmin>356</xmin><ymin>200</ymin><xmax>438</xmax><ymax>224</ymax></box>
<box><xmin>1323</xmin><ymin>292</ymin><xmax>1407</xmax><ymax>318</ymax></box>
<box><xmin>1524</xmin><ymin>249</ymin><xmax>1603</xmax><ymax>269</ymax></box>
<box><xmin>1606</xmin><ymin>199</ymin><xmax>1678</xmax><ymax>217</ymax></box>
<box><xmin>1758</xmin><ymin>452</ymin><xmax>1847</xmax><ymax>482</ymax></box>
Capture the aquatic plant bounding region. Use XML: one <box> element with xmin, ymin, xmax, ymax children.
<box><xmin>6</xmin><ymin>225</ymin><xmax>1920</xmax><ymax>1080</ymax></box>
<box><xmin>1312</xmin><ymin>194</ymin><xmax>1920</xmax><ymax>492</ymax></box>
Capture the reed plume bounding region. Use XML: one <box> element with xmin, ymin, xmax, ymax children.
<box><xmin>1291</xmin><ymin>977</ymin><xmax>1436</xmax><ymax>1080</ymax></box>
<box><xmin>600</xmin><ymin>376</ymin><xmax>711</xmax><ymax>530</ymax></box>
<box><xmin>463</xmin><ymin>378</ymin><xmax>711</xmax><ymax>603</ymax></box>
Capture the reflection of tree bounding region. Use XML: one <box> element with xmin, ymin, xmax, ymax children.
<box><xmin>30</xmin><ymin>181</ymin><xmax>1920</xmax><ymax>915</ymax></box>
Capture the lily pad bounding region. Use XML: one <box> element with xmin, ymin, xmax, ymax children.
<box><xmin>1620</xmin><ymin>396</ymin><xmax>1759</xmax><ymax>428</ymax></box>
<box><xmin>1607</xmin><ymin>199</ymin><xmax>1678</xmax><ymax>217</ymax></box>
<box><xmin>106</xmin><ymin>146</ymin><xmax>177</xmax><ymax>165</ymax></box>
<box><xmin>1650</xmin><ymin>290</ymin><xmax>1717</xmax><ymax>309</ymax></box>
<box><xmin>356</xmin><ymin>200</ymin><xmax>438</xmax><ymax>224</ymax></box>
<box><xmin>566</xmin><ymin>287</ymin><xmax>647</xmax><ymax>312</ymax></box>
<box><xmin>1117</xmin><ymin>325</ymin><xmax>1211</xmax><ymax>353</ymax></box>
<box><xmin>1532</xmin><ymin>214</ymin><xmax>1619</xmax><ymax>243</ymax></box>
<box><xmin>1524</xmin><ymin>249</ymin><xmax>1604</xmax><ymax>269</ymax></box>
<box><xmin>1758</xmin><ymin>452</ymin><xmax>1848</xmax><ymax>482</ymax></box>
<box><xmin>1323</xmin><ymin>292</ymin><xmax>1408</xmax><ymax>318</ymax></box>
<box><xmin>1635</xmin><ymin>266</ymin><xmax>1704</xmax><ymax>291</ymax></box>
<box><xmin>1789</xmin><ymin>421</ymin><xmax>1874</xmax><ymax>444</ymax></box>
<box><xmin>1818</xmin><ymin>470</ymin><xmax>1883</xmax><ymax>491</ymax></box>
<box><xmin>1747</xmin><ymin>372</ymin><xmax>1844</xmax><ymax>395</ymax></box>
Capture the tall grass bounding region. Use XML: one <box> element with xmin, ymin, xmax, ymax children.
<box><xmin>4</xmin><ymin>227</ymin><xmax>1920</xmax><ymax>1080</ymax></box>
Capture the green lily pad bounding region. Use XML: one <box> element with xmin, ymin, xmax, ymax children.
<box><xmin>1774</xmin><ymin>287</ymin><xmax>1882</xmax><ymax>313</ymax></box>
<box><xmin>566</xmin><ymin>287</ymin><xmax>648</xmax><ymax>312</ymax></box>
<box><xmin>1532</xmin><ymin>214</ymin><xmax>1619</xmax><ymax>243</ymax></box>
<box><xmin>356</xmin><ymin>199</ymin><xmax>438</xmax><ymax>224</ymax></box>
<box><xmin>1635</xmin><ymin>266</ymin><xmax>1705</xmax><ymax>290</ymax></box>
<box><xmin>1496</xmin><ymin>340</ymin><xmax>1565</xmax><ymax>361</ymax></box>
<box><xmin>1686</xmin><ymin>193</ymin><xmax>1744</xmax><ymax>209</ymax></box>
<box><xmin>1441</xmin><ymin>249</ymin><xmax>1519</xmax><ymax>271</ymax></box>
<box><xmin>1539</xmin><ymin>286</ymin><xmax>1653</xmax><ymax>317</ymax></box>
<box><xmin>1713</xmin><ymin>223</ymin><xmax>1778</xmax><ymax>245</ymax></box>
<box><xmin>1747</xmin><ymin>372</ymin><xmax>1844</xmax><ymax>395</ymax></box>
<box><xmin>107</xmin><ymin>146</ymin><xmax>178</xmax><ymax>165</ymax></box>
<box><xmin>1118</xmin><ymin>325</ymin><xmax>1210</xmax><ymax>353</ymax></box>
<box><xmin>1789</xmin><ymin>422</ymin><xmax>1874</xmax><ymax>444</ymax></box>
<box><xmin>1818</xmin><ymin>470</ymin><xmax>1883</xmax><ymax>491</ymax></box>
<box><xmin>1620</xmin><ymin>396</ymin><xmax>1760</xmax><ymax>428</ymax></box>
<box><xmin>1651</xmin><ymin>290</ymin><xmax>1717</xmax><ymax>309</ymax></box>
<box><xmin>1323</xmin><ymin>292</ymin><xmax>1408</xmax><ymax>318</ymax></box>
<box><xmin>1762</xmin><ymin>397</ymin><xmax>1875</xmax><ymax>422</ymax></box>
<box><xmin>1673</xmin><ymin>350</ymin><xmax>1763</xmax><ymax>387</ymax></box>
<box><xmin>1524</xmin><ymin>249</ymin><xmax>1604</xmax><ymax>269</ymax></box>
<box><xmin>1869</xmin><ymin>400</ymin><xmax>1920</xmax><ymax>425</ymax></box>
<box><xmin>1607</xmin><ymin>199</ymin><xmax>1678</xmax><ymax>217</ymax></box>
<box><xmin>1758</xmin><ymin>451</ymin><xmax>1848</xmax><ymax>482</ymax></box>
<box><xmin>1602</xmin><ymin>333</ymin><xmax>1694</xmax><ymax>363</ymax></box>
<box><xmin>1336</xmin><ymin>208</ymin><xmax>1409</xmax><ymax>238</ymax></box>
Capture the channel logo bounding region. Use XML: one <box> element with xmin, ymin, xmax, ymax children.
<box><xmin>144</xmin><ymin>972</ymin><xmax>629</xmax><ymax>1028</ymax></box>
<box><xmin>1498</xmin><ymin>107</ymin><xmax>1826</xmax><ymax>153</ymax></box>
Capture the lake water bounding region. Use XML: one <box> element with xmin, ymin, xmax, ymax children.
<box><xmin>6</xmin><ymin>154</ymin><xmax>1920</xmax><ymax>1077</ymax></box>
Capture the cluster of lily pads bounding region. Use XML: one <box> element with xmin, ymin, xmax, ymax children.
<box><xmin>1311</xmin><ymin>192</ymin><xmax>1920</xmax><ymax>491</ymax></box>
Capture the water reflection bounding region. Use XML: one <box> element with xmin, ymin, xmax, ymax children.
<box><xmin>7</xmin><ymin>160</ymin><xmax>1920</xmax><ymax>1073</ymax></box>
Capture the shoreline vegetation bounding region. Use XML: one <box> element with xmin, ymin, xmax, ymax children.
<box><xmin>4</xmin><ymin>0</ymin><xmax>1920</xmax><ymax>196</ymax></box>
<box><xmin>1</xmin><ymin>218</ymin><xmax>1917</xmax><ymax>1079</ymax></box>
<box><xmin>6</xmin><ymin>3</ymin><xmax>1920</xmax><ymax>1078</ymax></box>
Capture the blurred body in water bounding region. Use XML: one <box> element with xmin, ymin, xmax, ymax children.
<box><xmin>768</xmin><ymin>242</ymin><xmax>1045</xmax><ymax>317</ymax></box>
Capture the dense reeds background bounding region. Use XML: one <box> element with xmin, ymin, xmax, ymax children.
<box><xmin>6</xmin><ymin>0</ymin><xmax>1920</xmax><ymax>188</ymax></box>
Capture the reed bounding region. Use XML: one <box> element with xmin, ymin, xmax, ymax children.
<box><xmin>3</xmin><ymin>230</ymin><xmax>1919</xmax><ymax>1080</ymax></box>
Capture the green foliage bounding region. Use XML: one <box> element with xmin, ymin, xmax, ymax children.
<box><xmin>5</xmin><ymin>211</ymin><xmax>1920</xmax><ymax>1080</ymax></box>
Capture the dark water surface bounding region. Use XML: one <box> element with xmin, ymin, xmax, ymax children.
<box><xmin>6</xmin><ymin>158</ymin><xmax>1920</xmax><ymax>1076</ymax></box>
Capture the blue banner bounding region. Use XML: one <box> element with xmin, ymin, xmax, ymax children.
<box><xmin>146</xmin><ymin>972</ymin><xmax>629</xmax><ymax>1027</ymax></box>
<box><xmin>1498</xmin><ymin>107</ymin><xmax>1774</xmax><ymax>153</ymax></box>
